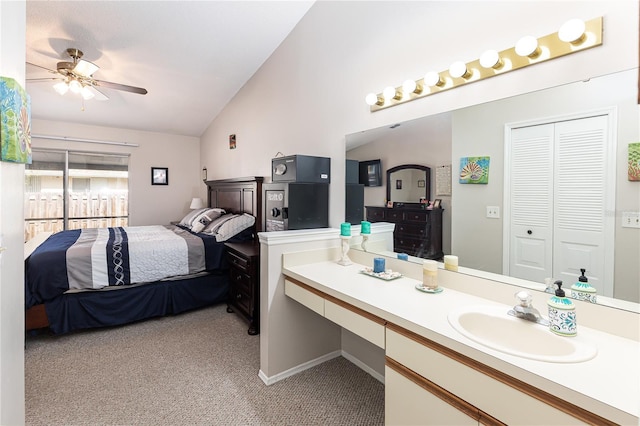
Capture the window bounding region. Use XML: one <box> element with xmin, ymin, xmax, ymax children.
<box><xmin>24</xmin><ymin>149</ymin><xmax>129</xmax><ymax>242</ymax></box>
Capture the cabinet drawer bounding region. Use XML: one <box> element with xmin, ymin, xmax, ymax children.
<box><xmin>324</xmin><ymin>300</ymin><xmax>385</xmax><ymax>348</ymax></box>
<box><xmin>386</xmin><ymin>327</ymin><xmax>582</xmax><ymax>425</ymax></box>
<box><xmin>231</xmin><ymin>286</ymin><xmax>252</xmax><ymax>314</ymax></box>
<box><xmin>396</xmin><ymin>222</ymin><xmax>427</xmax><ymax>237</ymax></box>
<box><xmin>386</xmin><ymin>210</ymin><xmax>403</xmax><ymax>222</ymax></box>
<box><xmin>366</xmin><ymin>208</ymin><xmax>385</xmax><ymax>221</ymax></box>
<box><xmin>394</xmin><ymin>236</ymin><xmax>425</xmax><ymax>252</ymax></box>
<box><xmin>404</xmin><ymin>210</ymin><xmax>428</xmax><ymax>222</ymax></box>
<box><xmin>230</xmin><ymin>267</ymin><xmax>252</xmax><ymax>294</ymax></box>
<box><xmin>227</xmin><ymin>251</ymin><xmax>250</xmax><ymax>272</ymax></box>
<box><xmin>285</xmin><ymin>279</ymin><xmax>324</xmax><ymax>316</ymax></box>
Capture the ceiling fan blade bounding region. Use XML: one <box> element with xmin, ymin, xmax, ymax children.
<box><xmin>26</xmin><ymin>62</ymin><xmax>58</xmax><ymax>74</ymax></box>
<box><xmin>87</xmin><ymin>86</ymin><xmax>109</xmax><ymax>101</ymax></box>
<box><xmin>27</xmin><ymin>77</ymin><xmax>64</xmax><ymax>83</ymax></box>
<box><xmin>94</xmin><ymin>79</ymin><xmax>147</xmax><ymax>95</ymax></box>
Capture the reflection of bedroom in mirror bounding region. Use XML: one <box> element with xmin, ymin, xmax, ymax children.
<box><xmin>346</xmin><ymin>68</ymin><xmax>640</xmax><ymax>308</ymax></box>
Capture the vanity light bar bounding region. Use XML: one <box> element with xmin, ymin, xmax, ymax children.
<box><xmin>367</xmin><ymin>17</ymin><xmax>603</xmax><ymax>112</ymax></box>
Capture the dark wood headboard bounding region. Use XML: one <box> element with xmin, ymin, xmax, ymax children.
<box><xmin>205</xmin><ymin>176</ymin><xmax>264</xmax><ymax>233</ymax></box>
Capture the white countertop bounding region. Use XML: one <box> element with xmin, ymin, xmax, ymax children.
<box><xmin>283</xmin><ymin>259</ymin><xmax>640</xmax><ymax>424</ymax></box>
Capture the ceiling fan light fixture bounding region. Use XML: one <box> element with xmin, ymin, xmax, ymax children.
<box><xmin>53</xmin><ymin>81</ymin><xmax>69</xmax><ymax>95</ymax></box>
<box><xmin>69</xmin><ymin>79</ymin><xmax>82</xmax><ymax>94</ymax></box>
<box><xmin>81</xmin><ymin>85</ymin><xmax>95</xmax><ymax>100</ymax></box>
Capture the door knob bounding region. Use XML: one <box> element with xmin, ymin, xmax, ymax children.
<box><xmin>527</xmin><ymin>230</ymin><xmax>532</xmax><ymax>235</ymax></box>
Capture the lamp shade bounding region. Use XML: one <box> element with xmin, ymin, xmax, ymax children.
<box><xmin>190</xmin><ymin>197</ymin><xmax>205</xmax><ymax>209</ymax></box>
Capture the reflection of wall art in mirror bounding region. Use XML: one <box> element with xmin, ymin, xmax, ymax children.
<box><xmin>151</xmin><ymin>167</ymin><xmax>168</xmax><ymax>185</ymax></box>
<box><xmin>396</xmin><ymin>179</ymin><xmax>402</xmax><ymax>190</ymax></box>
<box><xmin>629</xmin><ymin>143</ymin><xmax>640</xmax><ymax>181</ymax></box>
<box><xmin>418</xmin><ymin>179</ymin><xmax>425</xmax><ymax>187</ymax></box>
<box><xmin>459</xmin><ymin>156</ymin><xmax>489</xmax><ymax>184</ymax></box>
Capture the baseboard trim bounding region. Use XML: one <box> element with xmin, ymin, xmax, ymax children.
<box><xmin>258</xmin><ymin>350</ymin><xmax>342</xmax><ymax>386</ymax></box>
<box><xmin>341</xmin><ymin>349</ymin><xmax>385</xmax><ymax>384</ymax></box>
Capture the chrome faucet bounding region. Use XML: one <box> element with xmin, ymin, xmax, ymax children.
<box><xmin>508</xmin><ymin>291</ymin><xmax>549</xmax><ymax>326</ymax></box>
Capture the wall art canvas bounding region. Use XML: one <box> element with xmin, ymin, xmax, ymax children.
<box><xmin>229</xmin><ymin>134</ymin><xmax>236</xmax><ymax>149</ymax></box>
<box><xmin>459</xmin><ymin>156</ymin><xmax>489</xmax><ymax>184</ymax></box>
<box><xmin>629</xmin><ymin>143</ymin><xmax>640</xmax><ymax>181</ymax></box>
<box><xmin>0</xmin><ymin>76</ymin><xmax>31</xmax><ymax>164</ymax></box>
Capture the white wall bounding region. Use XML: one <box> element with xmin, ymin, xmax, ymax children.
<box><xmin>0</xmin><ymin>1</ymin><xmax>26</xmax><ymax>423</ymax></box>
<box><xmin>201</xmin><ymin>1</ymin><xmax>638</xmax><ymax>229</ymax></box>
<box><xmin>31</xmin><ymin>119</ymin><xmax>202</xmax><ymax>226</ymax></box>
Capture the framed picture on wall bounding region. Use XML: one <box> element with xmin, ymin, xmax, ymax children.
<box><xmin>151</xmin><ymin>167</ymin><xmax>168</xmax><ymax>185</ymax></box>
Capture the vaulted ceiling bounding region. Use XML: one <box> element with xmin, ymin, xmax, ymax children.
<box><xmin>26</xmin><ymin>1</ymin><xmax>314</xmax><ymax>137</ymax></box>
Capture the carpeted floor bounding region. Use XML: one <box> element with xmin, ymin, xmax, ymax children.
<box><xmin>25</xmin><ymin>304</ymin><xmax>385</xmax><ymax>425</ymax></box>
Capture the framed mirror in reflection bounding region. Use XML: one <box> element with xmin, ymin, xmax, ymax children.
<box><xmin>345</xmin><ymin>68</ymin><xmax>639</xmax><ymax>311</ymax></box>
<box><xmin>387</xmin><ymin>164</ymin><xmax>431</xmax><ymax>204</ymax></box>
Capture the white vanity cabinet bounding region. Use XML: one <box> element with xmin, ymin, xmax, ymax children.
<box><xmin>284</xmin><ymin>278</ymin><xmax>386</xmax><ymax>348</ymax></box>
<box><xmin>385</xmin><ymin>325</ymin><xmax>604</xmax><ymax>426</ymax></box>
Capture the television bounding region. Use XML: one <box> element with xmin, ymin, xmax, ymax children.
<box><xmin>359</xmin><ymin>159</ymin><xmax>382</xmax><ymax>187</ymax></box>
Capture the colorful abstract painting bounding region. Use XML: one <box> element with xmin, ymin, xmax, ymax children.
<box><xmin>629</xmin><ymin>143</ymin><xmax>640</xmax><ymax>181</ymax></box>
<box><xmin>0</xmin><ymin>76</ymin><xmax>31</xmax><ymax>164</ymax></box>
<box><xmin>459</xmin><ymin>156</ymin><xmax>489</xmax><ymax>184</ymax></box>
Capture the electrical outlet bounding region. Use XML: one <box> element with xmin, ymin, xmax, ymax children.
<box><xmin>486</xmin><ymin>206</ymin><xmax>500</xmax><ymax>219</ymax></box>
<box><xmin>622</xmin><ymin>211</ymin><xmax>640</xmax><ymax>229</ymax></box>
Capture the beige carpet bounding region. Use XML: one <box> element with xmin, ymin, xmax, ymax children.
<box><xmin>25</xmin><ymin>304</ymin><xmax>385</xmax><ymax>425</ymax></box>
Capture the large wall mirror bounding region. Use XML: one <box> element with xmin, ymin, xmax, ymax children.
<box><xmin>346</xmin><ymin>67</ymin><xmax>639</xmax><ymax>312</ymax></box>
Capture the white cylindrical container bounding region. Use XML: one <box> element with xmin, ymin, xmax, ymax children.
<box><xmin>422</xmin><ymin>260</ymin><xmax>438</xmax><ymax>289</ymax></box>
<box><xmin>443</xmin><ymin>255</ymin><xmax>458</xmax><ymax>272</ymax></box>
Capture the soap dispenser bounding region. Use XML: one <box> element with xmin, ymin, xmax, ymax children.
<box><xmin>571</xmin><ymin>268</ymin><xmax>597</xmax><ymax>303</ymax></box>
<box><xmin>547</xmin><ymin>280</ymin><xmax>577</xmax><ymax>337</ymax></box>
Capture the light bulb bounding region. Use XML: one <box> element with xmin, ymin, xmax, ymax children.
<box><xmin>383</xmin><ymin>86</ymin><xmax>400</xmax><ymax>101</ymax></box>
<box><xmin>402</xmin><ymin>79</ymin><xmax>421</xmax><ymax>95</ymax></box>
<box><xmin>53</xmin><ymin>81</ymin><xmax>69</xmax><ymax>95</ymax></box>
<box><xmin>479</xmin><ymin>49</ymin><xmax>503</xmax><ymax>69</ymax></box>
<box><xmin>515</xmin><ymin>36</ymin><xmax>540</xmax><ymax>58</ymax></box>
<box><xmin>449</xmin><ymin>61</ymin><xmax>470</xmax><ymax>79</ymax></box>
<box><xmin>81</xmin><ymin>86</ymin><xmax>95</xmax><ymax>100</ymax></box>
<box><xmin>424</xmin><ymin>71</ymin><xmax>443</xmax><ymax>87</ymax></box>
<box><xmin>69</xmin><ymin>79</ymin><xmax>82</xmax><ymax>94</ymax></box>
<box><xmin>365</xmin><ymin>93</ymin><xmax>383</xmax><ymax>106</ymax></box>
<box><xmin>559</xmin><ymin>18</ymin><xmax>586</xmax><ymax>44</ymax></box>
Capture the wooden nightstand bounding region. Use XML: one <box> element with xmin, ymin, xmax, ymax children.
<box><xmin>224</xmin><ymin>241</ymin><xmax>260</xmax><ymax>335</ymax></box>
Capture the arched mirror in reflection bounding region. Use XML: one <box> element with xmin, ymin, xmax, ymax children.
<box><xmin>346</xmin><ymin>68</ymin><xmax>639</xmax><ymax>312</ymax></box>
<box><xmin>387</xmin><ymin>164</ymin><xmax>431</xmax><ymax>204</ymax></box>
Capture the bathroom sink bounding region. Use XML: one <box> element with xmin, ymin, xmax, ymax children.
<box><xmin>447</xmin><ymin>305</ymin><xmax>597</xmax><ymax>363</ymax></box>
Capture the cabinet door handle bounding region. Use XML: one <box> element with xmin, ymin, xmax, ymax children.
<box><xmin>527</xmin><ymin>229</ymin><xmax>532</xmax><ymax>235</ymax></box>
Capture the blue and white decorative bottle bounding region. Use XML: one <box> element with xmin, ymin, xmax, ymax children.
<box><xmin>547</xmin><ymin>280</ymin><xmax>577</xmax><ymax>337</ymax></box>
<box><xmin>570</xmin><ymin>268</ymin><xmax>597</xmax><ymax>303</ymax></box>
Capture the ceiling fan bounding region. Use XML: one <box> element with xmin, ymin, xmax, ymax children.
<box><xmin>27</xmin><ymin>48</ymin><xmax>148</xmax><ymax>101</ymax></box>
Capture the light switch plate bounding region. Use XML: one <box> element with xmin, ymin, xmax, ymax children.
<box><xmin>486</xmin><ymin>206</ymin><xmax>500</xmax><ymax>219</ymax></box>
<box><xmin>622</xmin><ymin>211</ymin><xmax>640</xmax><ymax>228</ymax></box>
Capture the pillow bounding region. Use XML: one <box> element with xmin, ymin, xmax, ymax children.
<box><xmin>178</xmin><ymin>208</ymin><xmax>208</xmax><ymax>228</ymax></box>
<box><xmin>201</xmin><ymin>213</ymin><xmax>238</xmax><ymax>235</ymax></box>
<box><xmin>178</xmin><ymin>208</ymin><xmax>225</xmax><ymax>230</ymax></box>
<box><xmin>214</xmin><ymin>213</ymin><xmax>255</xmax><ymax>242</ymax></box>
<box><xmin>190</xmin><ymin>209</ymin><xmax>225</xmax><ymax>233</ymax></box>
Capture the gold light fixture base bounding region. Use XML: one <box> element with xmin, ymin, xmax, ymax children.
<box><xmin>369</xmin><ymin>17</ymin><xmax>603</xmax><ymax>112</ymax></box>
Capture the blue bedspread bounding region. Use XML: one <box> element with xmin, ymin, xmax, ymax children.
<box><xmin>25</xmin><ymin>225</ymin><xmax>227</xmax><ymax>309</ymax></box>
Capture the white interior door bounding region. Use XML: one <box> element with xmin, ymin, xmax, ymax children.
<box><xmin>507</xmin><ymin>123</ymin><xmax>554</xmax><ymax>283</ymax></box>
<box><xmin>505</xmin><ymin>112</ymin><xmax>614</xmax><ymax>295</ymax></box>
<box><xmin>553</xmin><ymin>115</ymin><xmax>611</xmax><ymax>292</ymax></box>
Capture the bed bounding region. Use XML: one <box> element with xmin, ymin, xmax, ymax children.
<box><xmin>25</xmin><ymin>176</ymin><xmax>263</xmax><ymax>334</ymax></box>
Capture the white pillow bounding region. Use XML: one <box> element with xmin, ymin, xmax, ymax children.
<box><xmin>178</xmin><ymin>208</ymin><xmax>208</xmax><ymax>228</ymax></box>
<box><xmin>214</xmin><ymin>214</ymin><xmax>255</xmax><ymax>242</ymax></box>
<box><xmin>201</xmin><ymin>213</ymin><xmax>238</xmax><ymax>235</ymax></box>
<box><xmin>178</xmin><ymin>208</ymin><xmax>225</xmax><ymax>230</ymax></box>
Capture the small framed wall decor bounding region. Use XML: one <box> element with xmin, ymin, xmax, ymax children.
<box><xmin>229</xmin><ymin>134</ymin><xmax>237</xmax><ymax>149</ymax></box>
<box><xmin>418</xmin><ymin>179</ymin><xmax>425</xmax><ymax>187</ymax></box>
<box><xmin>151</xmin><ymin>167</ymin><xmax>168</xmax><ymax>185</ymax></box>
